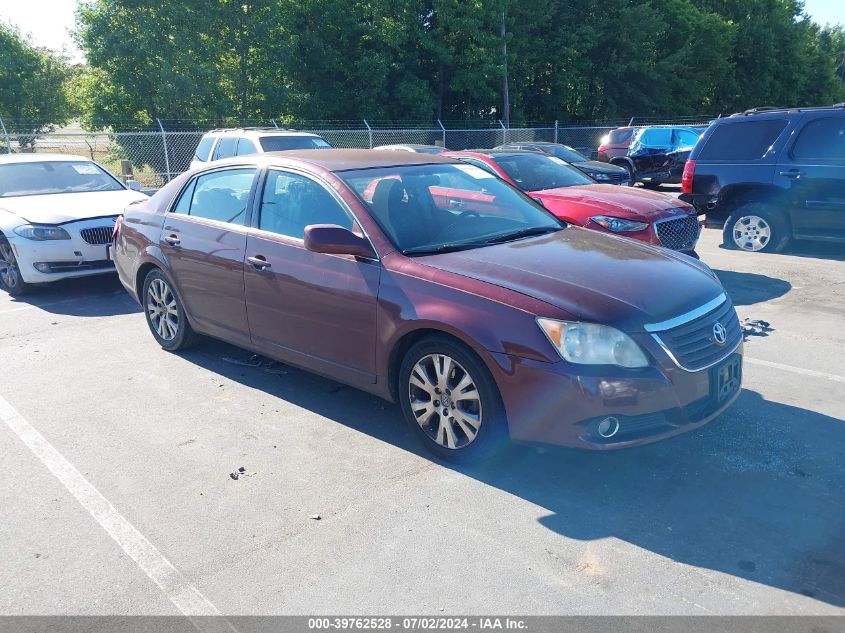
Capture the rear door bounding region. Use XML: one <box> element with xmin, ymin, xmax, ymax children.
<box><xmin>244</xmin><ymin>168</ymin><xmax>380</xmax><ymax>385</ymax></box>
<box><xmin>160</xmin><ymin>167</ymin><xmax>258</xmax><ymax>345</ymax></box>
<box><xmin>777</xmin><ymin>114</ymin><xmax>845</xmax><ymax>240</ymax></box>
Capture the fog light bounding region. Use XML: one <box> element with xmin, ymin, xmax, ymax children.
<box><xmin>597</xmin><ymin>416</ymin><xmax>620</xmax><ymax>438</ymax></box>
<box><xmin>33</xmin><ymin>262</ymin><xmax>52</xmax><ymax>273</ymax></box>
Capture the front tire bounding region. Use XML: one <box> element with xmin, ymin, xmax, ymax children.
<box><xmin>398</xmin><ymin>335</ymin><xmax>508</xmax><ymax>463</ymax></box>
<box><xmin>0</xmin><ymin>236</ymin><xmax>31</xmax><ymax>296</ymax></box>
<box><xmin>142</xmin><ymin>269</ymin><xmax>198</xmax><ymax>351</ymax></box>
<box><xmin>723</xmin><ymin>203</ymin><xmax>790</xmax><ymax>253</ymax></box>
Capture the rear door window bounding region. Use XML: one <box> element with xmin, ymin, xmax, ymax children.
<box><xmin>791</xmin><ymin>117</ymin><xmax>845</xmax><ymax>162</ymax></box>
<box><xmin>698</xmin><ymin>119</ymin><xmax>788</xmax><ymax>160</ymax></box>
<box><xmin>172</xmin><ymin>168</ymin><xmax>257</xmax><ymax>225</ymax></box>
<box><xmin>235</xmin><ymin>138</ymin><xmax>258</xmax><ymax>156</ymax></box>
<box><xmin>194</xmin><ymin>136</ymin><xmax>215</xmax><ymax>162</ymax></box>
<box><xmin>609</xmin><ymin>129</ymin><xmax>633</xmax><ymax>144</ymax></box>
<box><xmin>212</xmin><ymin>137</ymin><xmax>237</xmax><ymax>160</ymax></box>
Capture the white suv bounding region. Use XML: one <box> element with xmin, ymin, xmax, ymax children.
<box><xmin>190</xmin><ymin>128</ymin><xmax>333</xmax><ymax>170</ymax></box>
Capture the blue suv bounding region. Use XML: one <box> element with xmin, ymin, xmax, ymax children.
<box><xmin>680</xmin><ymin>105</ymin><xmax>845</xmax><ymax>252</ymax></box>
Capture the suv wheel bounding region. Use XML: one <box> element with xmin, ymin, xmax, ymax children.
<box><xmin>398</xmin><ymin>336</ymin><xmax>507</xmax><ymax>463</ymax></box>
<box><xmin>619</xmin><ymin>163</ymin><xmax>636</xmax><ymax>186</ymax></box>
<box><xmin>723</xmin><ymin>203</ymin><xmax>790</xmax><ymax>253</ymax></box>
<box><xmin>0</xmin><ymin>236</ymin><xmax>31</xmax><ymax>296</ymax></box>
<box><xmin>142</xmin><ymin>269</ymin><xmax>198</xmax><ymax>351</ymax></box>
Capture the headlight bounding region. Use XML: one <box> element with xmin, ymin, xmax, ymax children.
<box><xmin>537</xmin><ymin>319</ymin><xmax>649</xmax><ymax>368</ymax></box>
<box><xmin>13</xmin><ymin>224</ymin><xmax>71</xmax><ymax>241</ymax></box>
<box><xmin>592</xmin><ymin>173</ymin><xmax>610</xmax><ymax>181</ymax></box>
<box><xmin>590</xmin><ymin>216</ymin><xmax>649</xmax><ymax>233</ymax></box>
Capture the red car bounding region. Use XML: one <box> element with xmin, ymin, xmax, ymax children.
<box><xmin>597</xmin><ymin>126</ymin><xmax>635</xmax><ymax>162</ymax></box>
<box><xmin>113</xmin><ymin>150</ymin><xmax>740</xmax><ymax>462</ymax></box>
<box><xmin>443</xmin><ymin>150</ymin><xmax>701</xmax><ymax>255</ymax></box>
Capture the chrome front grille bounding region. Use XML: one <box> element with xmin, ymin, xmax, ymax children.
<box><xmin>79</xmin><ymin>226</ymin><xmax>114</xmax><ymax>245</ymax></box>
<box><xmin>647</xmin><ymin>294</ymin><xmax>742</xmax><ymax>371</ymax></box>
<box><xmin>654</xmin><ymin>214</ymin><xmax>700</xmax><ymax>251</ymax></box>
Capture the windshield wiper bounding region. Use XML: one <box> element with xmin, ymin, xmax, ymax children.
<box><xmin>402</xmin><ymin>242</ymin><xmax>486</xmax><ymax>256</ymax></box>
<box><xmin>482</xmin><ymin>226</ymin><xmax>561</xmax><ymax>245</ymax></box>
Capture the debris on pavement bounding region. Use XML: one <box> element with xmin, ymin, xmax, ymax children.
<box><xmin>229</xmin><ymin>466</ymin><xmax>254</xmax><ymax>481</ymax></box>
<box><xmin>309</xmin><ymin>514</ymin><xmax>321</xmax><ymax>520</ymax></box>
<box><xmin>741</xmin><ymin>318</ymin><xmax>773</xmax><ymax>340</ymax></box>
<box><xmin>222</xmin><ymin>354</ymin><xmax>288</xmax><ymax>375</ymax></box>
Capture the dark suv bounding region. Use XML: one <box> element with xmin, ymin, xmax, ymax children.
<box><xmin>680</xmin><ymin>105</ymin><xmax>845</xmax><ymax>252</ymax></box>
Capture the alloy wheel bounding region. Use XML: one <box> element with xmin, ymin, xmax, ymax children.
<box><xmin>408</xmin><ymin>353</ymin><xmax>483</xmax><ymax>450</ymax></box>
<box><xmin>0</xmin><ymin>241</ymin><xmax>21</xmax><ymax>291</ymax></box>
<box><xmin>146</xmin><ymin>278</ymin><xmax>179</xmax><ymax>341</ymax></box>
<box><xmin>732</xmin><ymin>215</ymin><xmax>771</xmax><ymax>252</ymax></box>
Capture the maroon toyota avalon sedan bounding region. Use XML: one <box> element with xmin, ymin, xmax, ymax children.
<box><xmin>113</xmin><ymin>150</ymin><xmax>742</xmax><ymax>461</ymax></box>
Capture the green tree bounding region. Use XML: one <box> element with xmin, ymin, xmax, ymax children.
<box><xmin>0</xmin><ymin>23</ymin><xmax>72</xmax><ymax>138</ymax></box>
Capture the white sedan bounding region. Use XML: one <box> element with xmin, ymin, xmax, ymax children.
<box><xmin>0</xmin><ymin>154</ymin><xmax>148</xmax><ymax>295</ymax></box>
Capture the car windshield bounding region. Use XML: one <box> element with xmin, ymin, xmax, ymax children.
<box><xmin>340</xmin><ymin>163</ymin><xmax>564</xmax><ymax>255</ymax></box>
<box><xmin>259</xmin><ymin>136</ymin><xmax>333</xmax><ymax>151</ymax></box>
<box><xmin>412</xmin><ymin>147</ymin><xmax>446</xmax><ymax>155</ymax></box>
<box><xmin>491</xmin><ymin>153</ymin><xmax>594</xmax><ymax>191</ymax></box>
<box><xmin>546</xmin><ymin>145</ymin><xmax>587</xmax><ymax>163</ymax></box>
<box><xmin>0</xmin><ymin>160</ymin><xmax>123</xmax><ymax>198</ymax></box>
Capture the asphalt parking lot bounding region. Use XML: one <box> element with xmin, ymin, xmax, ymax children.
<box><xmin>0</xmin><ymin>226</ymin><xmax>843</xmax><ymax>616</ymax></box>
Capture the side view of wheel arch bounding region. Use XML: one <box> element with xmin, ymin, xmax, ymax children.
<box><xmin>387</xmin><ymin>327</ymin><xmax>490</xmax><ymax>403</ymax></box>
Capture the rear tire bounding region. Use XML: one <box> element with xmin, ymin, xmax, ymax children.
<box><xmin>142</xmin><ymin>269</ymin><xmax>198</xmax><ymax>351</ymax></box>
<box><xmin>722</xmin><ymin>203</ymin><xmax>790</xmax><ymax>253</ymax></box>
<box><xmin>0</xmin><ymin>236</ymin><xmax>31</xmax><ymax>296</ymax></box>
<box><xmin>398</xmin><ymin>335</ymin><xmax>508</xmax><ymax>463</ymax></box>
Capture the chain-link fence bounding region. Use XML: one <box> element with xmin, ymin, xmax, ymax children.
<box><xmin>0</xmin><ymin>116</ymin><xmax>716</xmax><ymax>190</ymax></box>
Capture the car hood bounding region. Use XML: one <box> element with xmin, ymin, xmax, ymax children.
<box><xmin>533</xmin><ymin>184</ymin><xmax>692</xmax><ymax>221</ymax></box>
<box><xmin>416</xmin><ymin>227</ymin><xmax>721</xmax><ymax>331</ymax></box>
<box><xmin>574</xmin><ymin>160</ymin><xmax>627</xmax><ymax>174</ymax></box>
<box><xmin>0</xmin><ymin>190</ymin><xmax>147</xmax><ymax>225</ymax></box>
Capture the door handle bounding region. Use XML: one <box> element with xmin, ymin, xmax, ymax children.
<box><xmin>778</xmin><ymin>169</ymin><xmax>802</xmax><ymax>179</ymax></box>
<box><xmin>247</xmin><ymin>255</ymin><xmax>271</xmax><ymax>270</ymax></box>
<box><xmin>163</xmin><ymin>234</ymin><xmax>181</xmax><ymax>246</ymax></box>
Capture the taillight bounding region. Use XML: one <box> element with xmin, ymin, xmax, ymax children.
<box><xmin>112</xmin><ymin>216</ymin><xmax>123</xmax><ymax>242</ymax></box>
<box><xmin>681</xmin><ymin>160</ymin><xmax>696</xmax><ymax>194</ymax></box>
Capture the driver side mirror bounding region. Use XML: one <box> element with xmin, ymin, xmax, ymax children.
<box><xmin>531</xmin><ymin>196</ymin><xmax>546</xmax><ymax>208</ymax></box>
<box><xmin>304</xmin><ymin>224</ymin><xmax>376</xmax><ymax>259</ymax></box>
<box><xmin>126</xmin><ymin>179</ymin><xmax>142</xmax><ymax>192</ymax></box>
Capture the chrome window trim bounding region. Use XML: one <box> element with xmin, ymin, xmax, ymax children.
<box><xmin>644</xmin><ymin>293</ymin><xmax>727</xmax><ymax>333</ymax></box>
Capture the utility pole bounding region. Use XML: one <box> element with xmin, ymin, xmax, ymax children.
<box><xmin>501</xmin><ymin>9</ymin><xmax>509</xmax><ymax>128</ymax></box>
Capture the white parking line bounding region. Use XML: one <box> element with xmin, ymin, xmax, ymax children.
<box><xmin>746</xmin><ymin>357</ymin><xmax>845</xmax><ymax>384</ymax></box>
<box><xmin>0</xmin><ymin>394</ymin><xmax>229</xmax><ymax>625</ymax></box>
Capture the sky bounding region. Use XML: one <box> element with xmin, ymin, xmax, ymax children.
<box><xmin>0</xmin><ymin>0</ymin><xmax>842</xmax><ymax>64</ymax></box>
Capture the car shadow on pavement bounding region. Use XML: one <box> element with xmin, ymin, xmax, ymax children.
<box><xmin>463</xmin><ymin>388</ymin><xmax>845</xmax><ymax>608</ymax></box>
<box><xmin>717</xmin><ymin>239</ymin><xmax>845</xmax><ymax>262</ymax></box>
<box><xmin>184</xmin><ymin>341</ymin><xmax>844</xmax><ymax>608</ymax></box>
<box><xmin>713</xmin><ymin>269</ymin><xmax>791</xmax><ymax>306</ymax></box>
<box><xmin>0</xmin><ymin>275</ymin><xmax>141</xmax><ymax>317</ymax></box>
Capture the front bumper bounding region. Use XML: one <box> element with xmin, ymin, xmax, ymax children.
<box><xmin>9</xmin><ymin>217</ymin><xmax>118</xmax><ymax>284</ymax></box>
<box><xmin>489</xmin><ymin>339</ymin><xmax>743</xmax><ymax>450</ymax></box>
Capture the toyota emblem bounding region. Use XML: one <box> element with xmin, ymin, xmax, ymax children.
<box><xmin>712</xmin><ymin>321</ymin><xmax>728</xmax><ymax>346</ymax></box>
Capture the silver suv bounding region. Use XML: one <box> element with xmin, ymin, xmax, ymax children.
<box><xmin>190</xmin><ymin>128</ymin><xmax>332</xmax><ymax>170</ymax></box>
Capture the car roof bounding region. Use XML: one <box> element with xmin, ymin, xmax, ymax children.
<box><xmin>0</xmin><ymin>153</ymin><xmax>95</xmax><ymax>164</ymax></box>
<box><xmin>206</xmin><ymin>128</ymin><xmax>322</xmax><ymax>137</ymax></box>
<box><xmin>727</xmin><ymin>104</ymin><xmax>845</xmax><ymax>118</ymax></box>
<box><xmin>209</xmin><ymin>149</ymin><xmax>460</xmax><ymax>172</ymax></box>
<box><xmin>374</xmin><ymin>144</ymin><xmax>443</xmax><ymax>150</ymax></box>
<box><xmin>447</xmin><ymin>149</ymin><xmax>542</xmax><ymax>157</ymax></box>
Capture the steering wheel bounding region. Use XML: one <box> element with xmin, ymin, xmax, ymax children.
<box><xmin>429</xmin><ymin>210</ymin><xmax>481</xmax><ymax>242</ymax></box>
